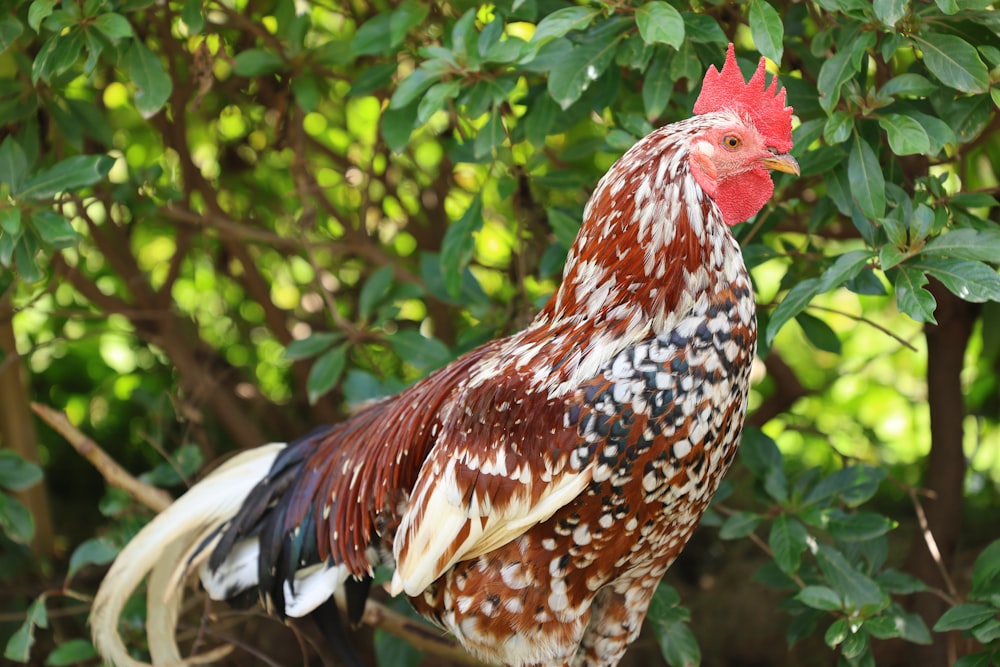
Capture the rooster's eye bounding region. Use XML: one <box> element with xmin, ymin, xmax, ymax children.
<box><xmin>722</xmin><ymin>135</ymin><xmax>741</xmax><ymax>150</ymax></box>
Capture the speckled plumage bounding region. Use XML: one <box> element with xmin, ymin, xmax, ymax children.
<box><xmin>91</xmin><ymin>45</ymin><xmax>796</xmax><ymax>667</ymax></box>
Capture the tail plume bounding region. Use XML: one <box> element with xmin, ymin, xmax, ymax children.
<box><xmin>90</xmin><ymin>444</ymin><xmax>285</xmax><ymax>667</ymax></box>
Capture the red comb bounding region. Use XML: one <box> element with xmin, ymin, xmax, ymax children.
<box><xmin>693</xmin><ymin>43</ymin><xmax>794</xmax><ymax>154</ymax></box>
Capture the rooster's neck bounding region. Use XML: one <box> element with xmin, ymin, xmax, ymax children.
<box><xmin>538</xmin><ymin>119</ymin><xmax>752</xmax><ymax>336</ymax></box>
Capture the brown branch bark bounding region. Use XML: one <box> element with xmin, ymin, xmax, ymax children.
<box><xmin>0</xmin><ymin>292</ymin><xmax>55</xmax><ymax>556</ymax></box>
<box><xmin>906</xmin><ymin>279</ymin><xmax>980</xmax><ymax>666</ymax></box>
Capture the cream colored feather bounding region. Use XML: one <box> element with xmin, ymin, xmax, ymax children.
<box><xmin>90</xmin><ymin>444</ymin><xmax>284</xmax><ymax>667</ymax></box>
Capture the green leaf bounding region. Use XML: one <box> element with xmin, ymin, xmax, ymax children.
<box><xmin>971</xmin><ymin>539</ymin><xmax>1000</xmax><ymax>599</ymax></box>
<box><xmin>546</xmin><ymin>207</ymin><xmax>581</xmax><ymax>249</ymax></box>
<box><xmin>804</xmin><ymin>465</ymin><xmax>886</xmax><ymax>507</ymax></box>
<box><xmin>0</xmin><ymin>451</ymin><xmax>43</xmax><ymax>491</ymax></box>
<box><xmin>389</xmin><ymin>329</ymin><xmax>452</xmax><ymax>373</ymax></box>
<box><xmin>765</xmin><ymin>277</ymin><xmax>821</xmax><ymax>347</ymax></box>
<box><xmin>642</xmin><ymin>49</ymin><xmax>673</xmax><ymax>120</ymax></box>
<box><xmin>381</xmin><ymin>101</ymin><xmax>419</xmax><ymax>154</ymax></box>
<box><xmin>868</xmin><ymin>608</ymin><xmax>932</xmax><ymax>643</ymax></box>
<box><xmin>954</xmin><ymin>654</ymin><xmax>994</xmax><ymax>667</ymax></box>
<box><xmin>28</xmin><ymin>0</ymin><xmax>56</xmax><ymax>32</ymax></box>
<box><xmin>31</xmin><ymin>210</ymin><xmax>80</xmax><ymax>249</ymax></box>
<box><xmin>873</xmin><ymin>0</ymin><xmax>906</xmax><ymax>27</ymax></box>
<box><xmin>352</xmin><ymin>2</ymin><xmax>428</xmax><ymax>57</ymax></box>
<box><xmin>748</xmin><ymin>0</ymin><xmax>783</xmax><ymax>63</ymax></box>
<box><xmin>0</xmin><ymin>492</ymin><xmax>35</xmax><ymax>544</ymax></box>
<box><xmin>359</xmin><ymin>265</ymin><xmax>395</xmax><ymax>319</ymax></box>
<box><xmin>0</xmin><ymin>137</ymin><xmax>29</xmax><ymax>195</ymax></box>
<box><xmin>823</xmin><ymin>111</ymin><xmax>853</xmax><ymax>145</ymax></box>
<box><xmin>740</xmin><ymin>427</ymin><xmax>782</xmax><ymax>479</ymax></box>
<box><xmin>848</xmin><ymin>134</ymin><xmax>885</xmax><ymax>219</ymax></box>
<box><xmin>441</xmin><ymin>197</ymin><xmax>482</xmax><ymax>297</ymax></box>
<box><xmin>19</xmin><ymin>155</ymin><xmax>112</xmax><ymax>199</ymax></box>
<box><xmin>815</xmin><ymin>542</ymin><xmax>887</xmax><ymax>612</ymax></box>
<box><xmin>817</xmin><ymin>33</ymin><xmax>875</xmax><ymax>113</ymax></box>
<box><xmin>44</xmin><ymin>639</ymin><xmax>97</xmax><ymax>666</ymax></box>
<box><xmin>769</xmin><ymin>515</ymin><xmax>809</xmax><ymax>575</ymax></box>
<box><xmin>879</xmin><ymin>113</ymin><xmax>930</xmax><ymax>156</ymax></box>
<box><xmin>531</xmin><ymin>7</ymin><xmax>600</xmax><ymax>44</ymax></box>
<box><xmin>796</xmin><ymin>585</ymin><xmax>843</xmax><ymax>611</ymax></box>
<box><xmin>875</xmin><ymin>569</ymin><xmax>928</xmax><ymax>594</ymax></box>
<box><xmin>825</xmin><ymin>617</ymin><xmax>850</xmax><ymax>649</ymax></box>
<box><xmin>284</xmin><ymin>332</ymin><xmax>343</xmax><ymax>360</ymax></box>
<box><xmin>911</xmin><ymin>257</ymin><xmax>1000</xmax><ymax>303</ymax></box>
<box><xmin>647</xmin><ymin>584</ymin><xmax>700</xmax><ymax>667</ymax></box>
<box><xmin>233</xmin><ymin>48</ymin><xmax>284</xmax><ymax>76</ymax></box>
<box><xmin>894</xmin><ymin>265</ymin><xmax>937</xmax><ymax>323</ymax></box>
<box><xmin>390</xmin><ymin>68</ymin><xmax>442</xmax><ymax>110</ymax></box>
<box><xmin>824</xmin><ymin>510</ymin><xmax>896</xmax><ymax>542</ymax></box>
<box><xmin>92</xmin><ymin>12</ymin><xmax>132</xmax><ymax>42</ymax></box>
<box><xmin>126</xmin><ymin>41</ymin><xmax>172</xmax><ymax>117</ymax></box>
<box><xmin>0</xmin><ymin>16</ymin><xmax>23</xmax><ymax>54</ymax></box>
<box><xmin>547</xmin><ymin>23</ymin><xmax>626</xmax><ymax>109</ymax></box>
<box><xmin>816</xmin><ymin>249</ymin><xmax>874</xmax><ymax>293</ymax></box>
<box><xmin>972</xmin><ymin>618</ymin><xmax>1000</xmax><ymax>643</ymax></box>
<box><xmin>719</xmin><ymin>511</ymin><xmax>762</xmax><ymax>539</ymax></box>
<box><xmin>880</xmin><ymin>73</ymin><xmax>936</xmax><ymax>98</ymax></box>
<box><xmin>914</xmin><ymin>33</ymin><xmax>989</xmax><ymax>94</ymax></box>
<box><xmin>634</xmin><ymin>2</ymin><xmax>684</xmax><ymax>49</ymax></box>
<box><xmin>796</xmin><ymin>312</ymin><xmax>841</xmax><ymax>354</ymax></box>
<box><xmin>3</xmin><ymin>595</ymin><xmax>47</xmax><ymax>661</ymax></box>
<box><xmin>417</xmin><ymin>80</ymin><xmax>461</xmax><ymax>125</ymax></box>
<box><xmin>67</xmin><ymin>537</ymin><xmax>118</xmax><ymax>580</ymax></box>
<box><xmin>307</xmin><ymin>343</ymin><xmax>348</xmax><ymax>404</ymax></box>
<box><xmin>921</xmin><ymin>228</ymin><xmax>1000</xmax><ymax>263</ymax></box>
<box><xmin>933</xmin><ymin>603</ymin><xmax>997</xmax><ymax>632</ymax></box>
<box><xmin>0</xmin><ymin>209</ymin><xmax>21</xmax><ymax>236</ymax></box>
<box><xmin>473</xmin><ymin>108</ymin><xmax>505</xmax><ymax>159</ymax></box>
<box><xmin>181</xmin><ymin>0</ymin><xmax>204</xmax><ymax>33</ymax></box>
<box><xmin>32</xmin><ymin>31</ymin><xmax>84</xmax><ymax>83</ymax></box>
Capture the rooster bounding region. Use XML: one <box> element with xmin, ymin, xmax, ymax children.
<box><xmin>91</xmin><ymin>44</ymin><xmax>797</xmax><ymax>667</ymax></box>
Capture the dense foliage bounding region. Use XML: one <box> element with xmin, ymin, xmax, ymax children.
<box><xmin>1</xmin><ymin>0</ymin><xmax>999</xmax><ymax>665</ymax></box>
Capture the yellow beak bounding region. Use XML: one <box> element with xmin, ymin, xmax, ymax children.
<box><xmin>760</xmin><ymin>153</ymin><xmax>800</xmax><ymax>176</ymax></box>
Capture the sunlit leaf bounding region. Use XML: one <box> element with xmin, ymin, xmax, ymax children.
<box><xmin>879</xmin><ymin>113</ymin><xmax>931</xmax><ymax>156</ymax></box>
<box><xmin>848</xmin><ymin>134</ymin><xmax>885</xmax><ymax>219</ymax></box>
<box><xmin>92</xmin><ymin>13</ymin><xmax>132</xmax><ymax>42</ymax></box>
<box><xmin>126</xmin><ymin>41</ymin><xmax>172</xmax><ymax>117</ymax></box>
<box><xmin>531</xmin><ymin>7</ymin><xmax>600</xmax><ymax>44</ymax></box>
<box><xmin>19</xmin><ymin>155</ymin><xmax>113</xmax><ymax>199</ymax></box>
<box><xmin>914</xmin><ymin>33</ymin><xmax>989</xmax><ymax>94</ymax></box>
<box><xmin>634</xmin><ymin>2</ymin><xmax>684</xmax><ymax>49</ymax></box>
<box><xmin>748</xmin><ymin>0</ymin><xmax>783</xmax><ymax>63</ymax></box>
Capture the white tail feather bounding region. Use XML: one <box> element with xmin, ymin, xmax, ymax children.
<box><xmin>90</xmin><ymin>444</ymin><xmax>285</xmax><ymax>667</ymax></box>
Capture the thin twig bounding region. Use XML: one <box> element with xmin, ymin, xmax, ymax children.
<box><xmin>904</xmin><ymin>485</ymin><xmax>960</xmax><ymax>600</ymax></box>
<box><xmin>31</xmin><ymin>403</ymin><xmax>172</xmax><ymax>513</ymax></box>
<box><xmin>806</xmin><ymin>304</ymin><xmax>919</xmax><ymax>352</ymax></box>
